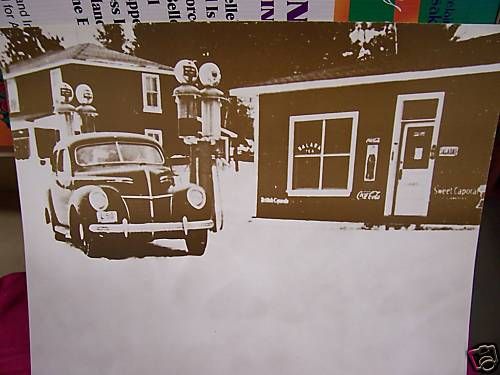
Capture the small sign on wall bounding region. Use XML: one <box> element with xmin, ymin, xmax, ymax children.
<box><xmin>439</xmin><ymin>146</ymin><xmax>459</xmax><ymax>157</ymax></box>
<box><xmin>364</xmin><ymin>138</ymin><xmax>380</xmax><ymax>182</ymax></box>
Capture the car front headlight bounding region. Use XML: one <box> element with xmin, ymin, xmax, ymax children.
<box><xmin>89</xmin><ymin>188</ymin><xmax>109</xmax><ymax>211</ymax></box>
<box><xmin>186</xmin><ymin>186</ymin><xmax>206</xmax><ymax>210</ymax></box>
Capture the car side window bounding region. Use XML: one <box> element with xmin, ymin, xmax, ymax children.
<box><xmin>50</xmin><ymin>152</ymin><xmax>57</xmax><ymax>172</ymax></box>
<box><xmin>63</xmin><ymin>150</ymin><xmax>71</xmax><ymax>174</ymax></box>
<box><xmin>57</xmin><ymin>150</ymin><xmax>64</xmax><ymax>173</ymax></box>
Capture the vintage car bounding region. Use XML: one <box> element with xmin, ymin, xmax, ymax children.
<box><xmin>44</xmin><ymin>132</ymin><xmax>214</xmax><ymax>257</ymax></box>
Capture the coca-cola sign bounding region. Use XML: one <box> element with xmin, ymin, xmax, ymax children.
<box><xmin>356</xmin><ymin>190</ymin><xmax>381</xmax><ymax>200</ymax></box>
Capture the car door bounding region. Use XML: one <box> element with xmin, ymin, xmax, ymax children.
<box><xmin>51</xmin><ymin>149</ymin><xmax>73</xmax><ymax>226</ymax></box>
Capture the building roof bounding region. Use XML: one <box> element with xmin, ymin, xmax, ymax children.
<box><xmin>231</xmin><ymin>63</ymin><xmax>500</xmax><ymax>97</ymax></box>
<box><xmin>231</xmin><ymin>34</ymin><xmax>500</xmax><ymax>96</ymax></box>
<box><xmin>4</xmin><ymin>43</ymin><xmax>173</xmax><ymax>78</ymax></box>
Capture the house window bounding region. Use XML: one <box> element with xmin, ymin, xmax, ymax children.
<box><xmin>144</xmin><ymin>129</ymin><xmax>163</xmax><ymax>147</ymax></box>
<box><xmin>6</xmin><ymin>79</ymin><xmax>19</xmax><ymax>113</ymax></box>
<box><xmin>11</xmin><ymin>129</ymin><xmax>30</xmax><ymax>160</ymax></box>
<box><xmin>287</xmin><ymin>112</ymin><xmax>358</xmax><ymax>197</ymax></box>
<box><xmin>142</xmin><ymin>73</ymin><xmax>162</xmax><ymax>113</ymax></box>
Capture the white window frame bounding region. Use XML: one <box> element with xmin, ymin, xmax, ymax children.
<box><xmin>287</xmin><ymin>111</ymin><xmax>358</xmax><ymax>197</ymax></box>
<box><xmin>141</xmin><ymin>73</ymin><xmax>162</xmax><ymax>114</ymax></box>
<box><xmin>6</xmin><ymin>78</ymin><xmax>20</xmax><ymax>113</ymax></box>
<box><xmin>144</xmin><ymin>128</ymin><xmax>163</xmax><ymax>147</ymax></box>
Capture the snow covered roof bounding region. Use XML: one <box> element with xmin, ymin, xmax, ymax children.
<box><xmin>4</xmin><ymin>43</ymin><xmax>173</xmax><ymax>78</ymax></box>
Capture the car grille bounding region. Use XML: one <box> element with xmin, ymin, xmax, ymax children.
<box><xmin>123</xmin><ymin>195</ymin><xmax>172</xmax><ymax>223</ymax></box>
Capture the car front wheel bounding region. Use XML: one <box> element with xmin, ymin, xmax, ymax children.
<box><xmin>185</xmin><ymin>229</ymin><xmax>208</xmax><ymax>256</ymax></box>
<box><xmin>70</xmin><ymin>211</ymin><xmax>102</xmax><ymax>257</ymax></box>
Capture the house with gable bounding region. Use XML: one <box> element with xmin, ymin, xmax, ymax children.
<box><xmin>3</xmin><ymin>43</ymin><xmax>185</xmax><ymax>160</ymax></box>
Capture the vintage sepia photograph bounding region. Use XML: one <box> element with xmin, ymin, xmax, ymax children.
<box><xmin>1</xmin><ymin>22</ymin><xmax>499</xmax><ymax>374</ymax></box>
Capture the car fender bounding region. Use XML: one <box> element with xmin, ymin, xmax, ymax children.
<box><xmin>167</xmin><ymin>181</ymin><xmax>198</xmax><ymax>194</ymax></box>
<box><xmin>100</xmin><ymin>185</ymin><xmax>130</xmax><ymax>221</ymax></box>
<box><xmin>67</xmin><ymin>185</ymin><xmax>129</xmax><ymax>224</ymax></box>
<box><xmin>171</xmin><ymin>183</ymin><xmax>211</xmax><ymax>221</ymax></box>
<box><xmin>46</xmin><ymin>189</ymin><xmax>58</xmax><ymax>226</ymax></box>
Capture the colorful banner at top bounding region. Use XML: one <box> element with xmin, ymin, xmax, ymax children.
<box><xmin>335</xmin><ymin>0</ymin><xmax>499</xmax><ymax>23</ymax></box>
<box><xmin>0</xmin><ymin>0</ymin><xmax>498</xmax><ymax>27</ymax></box>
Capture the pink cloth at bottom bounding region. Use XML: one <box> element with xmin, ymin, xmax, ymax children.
<box><xmin>0</xmin><ymin>272</ymin><xmax>30</xmax><ymax>375</ymax></box>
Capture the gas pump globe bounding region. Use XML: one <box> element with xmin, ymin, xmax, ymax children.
<box><xmin>75</xmin><ymin>84</ymin><xmax>98</xmax><ymax>133</ymax></box>
<box><xmin>173</xmin><ymin>59</ymin><xmax>201</xmax><ymax>139</ymax></box>
<box><xmin>54</xmin><ymin>82</ymin><xmax>78</xmax><ymax>134</ymax></box>
<box><xmin>199</xmin><ymin>63</ymin><xmax>224</xmax><ymax>140</ymax></box>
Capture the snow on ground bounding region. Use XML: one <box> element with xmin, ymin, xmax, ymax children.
<box><xmin>16</xmin><ymin>159</ymin><xmax>477</xmax><ymax>375</ymax></box>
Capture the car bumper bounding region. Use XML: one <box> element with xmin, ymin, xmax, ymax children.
<box><xmin>89</xmin><ymin>217</ymin><xmax>214</xmax><ymax>235</ymax></box>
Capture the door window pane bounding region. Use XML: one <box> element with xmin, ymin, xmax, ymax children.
<box><xmin>402</xmin><ymin>99</ymin><xmax>438</xmax><ymax>120</ymax></box>
<box><xmin>402</xmin><ymin>126</ymin><xmax>433</xmax><ymax>169</ymax></box>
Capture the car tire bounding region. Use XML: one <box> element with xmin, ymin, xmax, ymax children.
<box><xmin>82</xmin><ymin>234</ymin><xmax>104</xmax><ymax>258</ymax></box>
<box><xmin>70</xmin><ymin>209</ymin><xmax>83</xmax><ymax>248</ymax></box>
<box><xmin>185</xmin><ymin>229</ymin><xmax>208</xmax><ymax>256</ymax></box>
<box><xmin>44</xmin><ymin>207</ymin><xmax>51</xmax><ymax>225</ymax></box>
<box><xmin>81</xmin><ymin>225</ymin><xmax>103</xmax><ymax>258</ymax></box>
<box><xmin>70</xmin><ymin>210</ymin><xmax>102</xmax><ymax>257</ymax></box>
<box><xmin>47</xmin><ymin>193</ymin><xmax>65</xmax><ymax>241</ymax></box>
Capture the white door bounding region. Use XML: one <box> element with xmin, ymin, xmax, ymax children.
<box><xmin>393</xmin><ymin>123</ymin><xmax>437</xmax><ymax>216</ymax></box>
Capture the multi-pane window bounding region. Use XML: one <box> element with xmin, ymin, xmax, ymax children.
<box><xmin>144</xmin><ymin>129</ymin><xmax>163</xmax><ymax>147</ymax></box>
<box><xmin>287</xmin><ymin>112</ymin><xmax>358</xmax><ymax>196</ymax></box>
<box><xmin>142</xmin><ymin>73</ymin><xmax>162</xmax><ymax>113</ymax></box>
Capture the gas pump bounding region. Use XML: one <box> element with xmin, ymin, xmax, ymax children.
<box><xmin>173</xmin><ymin>59</ymin><xmax>200</xmax><ymax>138</ymax></box>
<box><xmin>54</xmin><ymin>82</ymin><xmax>78</xmax><ymax>136</ymax></box>
<box><xmin>199</xmin><ymin>63</ymin><xmax>225</xmax><ymax>231</ymax></box>
<box><xmin>199</xmin><ymin>63</ymin><xmax>224</xmax><ymax>139</ymax></box>
<box><xmin>172</xmin><ymin>60</ymin><xmax>226</xmax><ymax>232</ymax></box>
<box><xmin>173</xmin><ymin>60</ymin><xmax>201</xmax><ymax>183</ymax></box>
<box><xmin>75</xmin><ymin>84</ymin><xmax>98</xmax><ymax>133</ymax></box>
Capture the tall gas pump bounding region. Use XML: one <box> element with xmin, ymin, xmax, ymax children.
<box><xmin>54</xmin><ymin>82</ymin><xmax>78</xmax><ymax>137</ymax></box>
<box><xmin>199</xmin><ymin>63</ymin><xmax>225</xmax><ymax>231</ymax></box>
<box><xmin>172</xmin><ymin>60</ymin><xmax>226</xmax><ymax>232</ymax></box>
<box><xmin>75</xmin><ymin>84</ymin><xmax>98</xmax><ymax>133</ymax></box>
<box><xmin>173</xmin><ymin>60</ymin><xmax>201</xmax><ymax>183</ymax></box>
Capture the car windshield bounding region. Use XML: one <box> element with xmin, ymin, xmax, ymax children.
<box><xmin>75</xmin><ymin>142</ymin><xmax>164</xmax><ymax>166</ymax></box>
